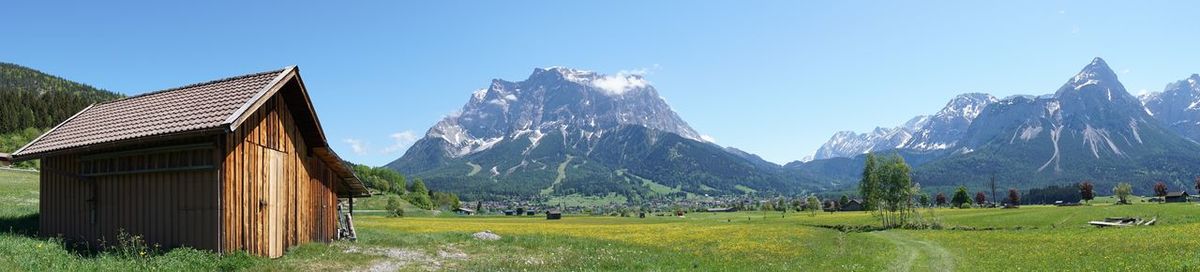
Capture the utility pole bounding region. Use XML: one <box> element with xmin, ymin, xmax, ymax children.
<box><xmin>990</xmin><ymin>174</ymin><xmax>997</xmax><ymax>206</ymax></box>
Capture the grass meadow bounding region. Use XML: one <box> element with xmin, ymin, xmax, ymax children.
<box><xmin>1</xmin><ymin>168</ymin><xmax>1198</xmax><ymax>271</ymax></box>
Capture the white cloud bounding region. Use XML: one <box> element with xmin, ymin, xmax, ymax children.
<box><xmin>1120</xmin><ymin>68</ymin><xmax>1130</xmax><ymax>74</ymax></box>
<box><xmin>344</xmin><ymin>139</ymin><xmax>368</xmax><ymax>155</ymax></box>
<box><xmin>383</xmin><ymin>130</ymin><xmax>420</xmax><ymax>155</ymax></box>
<box><xmin>592</xmin><ymin>71</ymin><xmax>649</xmax><ymax>96</ymax></box>
<box><xmin>700</xmin><ymin>134</ymin><xmax>717</xmax><ymax>143</ymax></box>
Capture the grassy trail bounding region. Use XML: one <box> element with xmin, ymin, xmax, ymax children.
<box><xmin>465</xmin><ymin>162</ymin><xmax>482</xmax><ymax>176</ymax></box>
<box><xmin>539</xmin><ymin>155</ymin><xmax>573</xmax><ymax>195</ymax></box>
<box><xmin>873</xmin><ymin>231</ymin><xmax>954</xmax><ymax>272</ymax></box>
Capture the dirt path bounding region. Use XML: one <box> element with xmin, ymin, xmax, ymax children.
<box><xmin>872</xmin><ymin>231</ymin><xmax>955</xmax><ymax>272</ymax></box>
<box><xmin>344</xmin><ymin>244</ymin><xmax>468</xmax><ymax>272</ymax></box>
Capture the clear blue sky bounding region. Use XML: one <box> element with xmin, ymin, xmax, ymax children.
<box><xmin>4</xmin><ymin>1</ymin><xmax>1200</xmax><ymax>166</ymax></box>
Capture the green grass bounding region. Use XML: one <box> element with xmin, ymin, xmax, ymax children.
<box><xmin>544</xmin><ymin>193</ymin><xmax>628</xmax><ymax>209</ymax></box>
<box><xmin>2</xmin><ymin>169</ymin><xmax>1199</xmax><ymax>271</ymax></box>
<box><xmin>734</xmin><ymin>184</ymin><xmax>757</xmax><ymax>194</ymax></box>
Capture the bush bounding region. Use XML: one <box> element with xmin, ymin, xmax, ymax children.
<box><xmin>385</xmin><ymin>196</ymin><xmax>404</xmax><ymax>217</ymax></box>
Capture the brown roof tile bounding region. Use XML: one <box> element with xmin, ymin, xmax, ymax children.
<box><xmin>14</xmin><ymin>69</ymin><xmax>287</xmax><ymax>157</ymax></box>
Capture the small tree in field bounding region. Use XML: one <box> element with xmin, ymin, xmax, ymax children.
<box><xmin>1079</xmin><ymin>181</ymin><xmax>1095</xmax><ymax>204</ymax></box>
<box><xmin>1007</xmin><ymin>188</ymin><xmax>1020</xmax><ymax>207</ymax></box>
<box><xmin>918</xmin><ymin>193</ymin><xmax>930</xmax><ymax>207</ymax></box>
<box><xmin>1154</xmin><ymin>181</ymin><xmax>1168</xmax><ymax>200</ymax></box>
<box><xmin>806</xmin><ymin>196</ymin><xmax>821</xmax><ymax>216</ymax></box>
<box><xmin>839</xmin><ymin>195</ymin><xmax>850</xmax><ymax>209</ymax></box>
<box><xmin>974</xmin><ymin>192</ymin><xmax>987</xmax><ymax>207</ymax></box>
<box><xmin>1113</xmin><ymin>182</ymin><xmax>1133</xmax><ymax>204</ymax></box>
<box><xmin>951</xmin><ymin>186</ymin><xmax>971</xmax><ymax>208</ymax></box>
<box><xmin>935</xmin><ymin>192</ymin><xmax>947</xmax><ymax>207</ymax></box>
<box><xmin>791</xmin><ymin>199</ymin><xmax>803</xmax><ymax>212</ymax></box>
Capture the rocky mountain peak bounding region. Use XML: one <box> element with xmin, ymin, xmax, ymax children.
<box><xmin>414</xmin><ymin>67</ymin><xmax>702</xmax><ymax>159</ymax></box>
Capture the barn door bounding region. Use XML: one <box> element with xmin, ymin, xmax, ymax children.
<box><xmin>264</xmin><ymin>148</ymin><xmax>285</xmax><ymax>258</ymax></box>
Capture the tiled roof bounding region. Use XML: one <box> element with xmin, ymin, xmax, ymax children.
<box><xmin>13</xmin><ymin>69</ymin><xmax>287</xmax><ymax>157</ymax></box>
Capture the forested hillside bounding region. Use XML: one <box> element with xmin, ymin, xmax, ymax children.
<box><xmin>0</xmin><ymin>62</ymin><xmax>123</xmax><ymax>134</ymax></box>
<box><xmin>0</xmin><ymin>62</ymin><xmax>123</xmax><ymax>168</ymax></box>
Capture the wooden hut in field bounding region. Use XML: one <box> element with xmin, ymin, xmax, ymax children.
<box><xmin>705</xmin><ymin>207</ymin><xmax>737</xmax><ymax>212</ymax></box>
<box><xmin>840</xmin><ymin>199</ymin><xmax>864</xmax><ymax>211</ymax></box>
<box><xmin>0</xmin><ymin>153</ymin><xmax>11</xmax><ymax>167</ymax></box>
<box><xmin>453</xmin><ymin>207</ymin><xmax>476</xmax><ymax>215</ymax></box>
<box><xmin>1165</xmin><ymin>192</ymin><xmax>1190</xmax><ymax>203</ymax></box>
<box><xmin>11</xmin><ymin>66</ymin><xmax>369</xmax><ymax>258</ymax></box>
<box><xmin>546</xmin><ymin>210</ymin><xmax>562</xmax><ymax>220</ymax></box>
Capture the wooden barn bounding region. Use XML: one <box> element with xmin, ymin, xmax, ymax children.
<box><xmin>840</xmin><ymin>199</ymin><xmax>864</xmax><ymax>211</ymax></box>
<box><xmin>11</xmin><ymin>66</ymin><xmax>369</xmax><ymax>258</ymax></box>
<box><xmin>0</xmin><ymin>153</ymin><xmax>11</xmax><ymax>167</ymax></box>
<box><xmin>1165</xmin><ymin>192</ymin><xmax>1190</xmax><ymax>203</ymax></box>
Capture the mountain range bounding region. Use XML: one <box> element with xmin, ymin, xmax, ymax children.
<box><xmin>6</xmin><ymin>58</ymin><xmax>1198</xmax><ymax>199</ymax></box>
<box><xmin>386</xmin><ymin>68</ymin><xmax>817</xmax><ymax>200</ymax></box>
<box><xmin>805</xmin><ymin>58</ymin><xmax>1200</xmax><ymax>194</ymax></box>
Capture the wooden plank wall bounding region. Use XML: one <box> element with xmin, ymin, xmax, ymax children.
<box><xmin>40</xmin><ymin>155</ymin><xmax>91</xmax><ymax>243</ymax></box>
<box><xmin>221</xmin><ymin>95</ymin><xmax>338</xmax><ymax>257</ymax></box>
<box><xmin>40</xmin><ymin>153</ymin><xmax>220</xmax><ymax>250</ymax></box>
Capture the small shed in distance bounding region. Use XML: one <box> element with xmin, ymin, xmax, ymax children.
<box><xmin>840</xmin><ymin>199</ymin><xmax>864</xmax><ymax>211</ymax></box>
<box><xmin>1165</xmin><ymin>192</ymin><xmax>1190</xmax><ymax>203</ymax></box>
<box><xmin>454</xmin><ymin>207</ymin><xmax>476</xmax><ymax>215</ymax></box>
<box><xmin>546</xmin><ymin>210</ymin><xmax>562</xmax><ymax>220</ymax></box>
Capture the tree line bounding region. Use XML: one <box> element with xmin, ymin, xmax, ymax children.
<box><xmin>350</xmin><ymin>164</ymin><xmax>460</xmax><ymax>213</ymax></box>
<box><xmin>0</xmin><ymin>62</ymin><xmax>123</xmax><ymax>134</ymax></box>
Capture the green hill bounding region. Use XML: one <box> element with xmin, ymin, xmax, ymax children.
<box><xmin>0</xmin><ymin>62</ymin><xmax>123</xmax><ymax>134</ymax></box>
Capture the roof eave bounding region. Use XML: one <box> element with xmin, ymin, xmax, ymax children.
<box><xmin>222</xmin><ymin>66</ymin><xmax>297</xmax><ymax>131</ymax></box>
<box><xmin>11</xmin><ymin>127</ymin><xmax>226</xmax><ymax>161</ymax></box>
<box><xmin>11</xmin><ymin>104</ymin><xmax>96</xmax><ymax>159</ymax></box>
